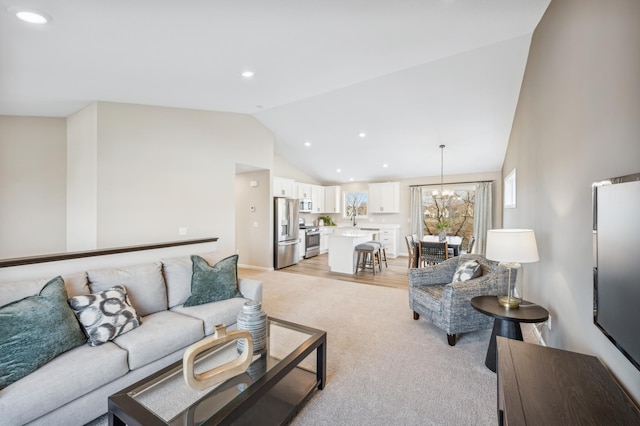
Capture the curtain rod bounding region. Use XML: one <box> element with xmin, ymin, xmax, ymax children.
<box><xmin>409</xmin><ymin>179</ymin><xmax>494</xmax><ymax>188</ymax></box>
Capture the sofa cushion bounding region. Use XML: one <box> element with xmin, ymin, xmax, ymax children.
<box><xmin>172</xmin><ymin>297</ymin><xmax>250</xmax><ymax>336</ymax></box>
<box><xmin>452</xmin><ymin>259</ymin><xmax>482</xmax><ymax>283</ymax></box>
<box><xmin>69</xmin><ymin>285</ymin><xmax>141</xmax><ymax>346</ymax></box>
<box><xmin>184</xmin><ymin>255</ymin><xmax>242</xmax><ymax>307</ymax></box>
<box><xmin>0</xmin><ymin>272</ymin><xmax>90</xmax><ymax>307</ymax></box>
<box><xmin>0</xmin><ymin>342</ymin><xmax>128</xmax><ymax>426</ymax></box>
<box><xmin>113</xmin><ymin>310</ymin><xmax>204</xmax><ymax>370</ymax></box>
<box><xmin>87</xmin><ymin>262</ymin><xmax>167</xmax><ymax>316</ymax></box>
<box><xmin>161</xmin><ymin>251</ymin><xmax>221</xmax><ymax>308</ymax></box>
<box><xmin>0</xmin><ymin>276</ymin><xmax>87</xmax><ymax>390</ymax></box>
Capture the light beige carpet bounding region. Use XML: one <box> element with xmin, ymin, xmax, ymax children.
<box><xmin>244</xmin><ymin>269</ymin><xmax>499</xmax><ymax>426</ymax></box>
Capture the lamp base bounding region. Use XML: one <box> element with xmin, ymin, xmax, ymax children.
<box><xmin>498</xmin><ymin>295</ymin><xmax>521</xmax><ymax>309</ymax></box>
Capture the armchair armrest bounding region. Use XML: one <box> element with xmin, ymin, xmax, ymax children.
<box><xmin>442</xmin><ymin>267</ymin><xmax>510</xmax><ymax>305</ymax></box>
<box><xmin>408</xmin><ymin>259</ymin><xmax>459</xmax><ymax>287</ymax></box>
<box><xmin>238</xmin><ymin>278</ymin><xmax>262</xmax><ymax>302</ymax></box>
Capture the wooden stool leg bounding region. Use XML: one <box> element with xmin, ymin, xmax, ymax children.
<box><xmin>381</xmin><ymin>247</ymin><xmax>388</xmax><ymax>268</ymax></box>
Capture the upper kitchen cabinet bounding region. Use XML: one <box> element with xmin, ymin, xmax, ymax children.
<box><xmin>368</xmin><ymin>182</ymin><xmax>400</xmax><ymax>213</ymax></box>
<box><xmin>311</xmin><ymin>185</ymin><xmax>325</xmax><ymax>213</ymax></box>
<box><xmin>324</xmin><ymin>186</ymin><xmax>341</xmax><ymax>214</ymax></box>
<box><xmin>273</xmin><ymin>177</ymin><xmax>295</xmax><ymax>198</ymax></box>
<box><xmin>297</xmin><ymin>182</ymin><xmax>313</xmax><ymax>200</ymax></box>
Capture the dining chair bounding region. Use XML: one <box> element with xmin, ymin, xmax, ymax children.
<box><xmin>405</xmin><ymin>235</ymin><xmax>417</xmax><ymax>268</ymax></box>
<box><xmin>418</xmin><ymin>241</ymin><xmax>449</xmax><ymax>267</ymax></box>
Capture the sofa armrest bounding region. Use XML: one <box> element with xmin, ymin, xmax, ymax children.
<box><xmin>239</xmin><ymin>278</ymin><xmax>262</xmax><ymax>302</ymax></box>
<box><xmin>408</xmin><ymin>258</ymin><xmax>459</xmax><ymax>287</ymax></box>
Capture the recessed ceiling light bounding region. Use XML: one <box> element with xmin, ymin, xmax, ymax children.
<box><xmin>382</xmin><ymin>164</ymin><xmax>389</xmax><ymax>168</ymax></box>
<box><xmin>350</xmin><ymin>178</ymin><xmax>354</xmax><ymax>182</ymax></box>
<box><xmin>241</xmin><ymin>70</ymin><xmax>255</xmax><ymax>78</ymax></box>
<box><xmin>10</xmin><ymin>8</ymin><xmax>51</xmax><ymax>24</ymax></box>
<box><xmin>358</xmin><ymin>132</ymin><xmax>367</xmax><ymax>138</ymax></box>
<box><xmin>304</xmin><ymin>141</ymin><xmax>311</xmax><ymax>147</ymax></box>
<box><xmin>336</xmin><ymin>168</ymin><xmax>342</xmax><ymax>173</ymax></box>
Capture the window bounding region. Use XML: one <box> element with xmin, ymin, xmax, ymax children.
<box><xmin>504</xmin><ymin>169</ymin><xmax>516</xmax><ymax>208</ymax></box>
<box><xmin>343</xmin><ymin>192</ymin><xmax>368</xmax><ymax>219</ymax></box>
<box><xmin>421</xmin><ymin>185</ymin><xmax>476</xmax><ymax>249</ymax></box>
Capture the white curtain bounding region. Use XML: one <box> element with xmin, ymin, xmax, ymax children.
<box><xmin>473</xmin><ymin>181</ymin><xmax>493</xmax><ymax>255</ymax></box>
<box><xmin>409</xmin><ymin>186</ymin><xmax>424</xmax><ymax>238</ymax></box>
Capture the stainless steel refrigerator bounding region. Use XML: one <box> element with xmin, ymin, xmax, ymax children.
<box><xmin>274</xmin><ymin>197</ymin><xmax>300</xmax><ymax>269</ymax></box>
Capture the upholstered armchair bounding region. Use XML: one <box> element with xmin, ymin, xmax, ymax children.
<box><xmin>408</xmin><ymin>254</ymin><xmax>510</xmax><ymax>346</ymax></box>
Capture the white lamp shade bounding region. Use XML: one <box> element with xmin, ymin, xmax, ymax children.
<box><xmin>485</xmin><ymin>229</ymin><xmax>539</xmax><ymax>263</ymax></box>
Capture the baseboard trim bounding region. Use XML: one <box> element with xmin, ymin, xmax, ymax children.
<box><xmin>238</xmin><ymin>264</ymin><xmax>273</xmax><ymax>271</ymax></box>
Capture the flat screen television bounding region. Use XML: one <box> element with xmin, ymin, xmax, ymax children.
<box><xmin>592</xmin><ymin>172</ymin><xmax>640</xmax><ymax>371</ymax></box>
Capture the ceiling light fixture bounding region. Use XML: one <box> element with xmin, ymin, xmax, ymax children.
<box><xmin>336</xmin><ymin>168</ymin><xmax>342</xmax><ymax>173</ymax></box>
<box><xmin>382</xmin><ymin>164</ymin><xmax>388</xmax><ymax>168</ymax></box>
<box><xmin>304</xmin><ymin>141</ymin><xmax>311</xmax><ymax>147</ymax></box>
<box><xmin>358</xmin><ymin>132</ymin><xmax>366</xmax><ymax>138</ymax></box>
<box><xmin>11</xmin><ymin>8</ymin><xmax>50</xmax><ymax>24</ymax></box>
<box><xmin>432</xmin><ymin>144</ymin><xmax>458</xmax><ymax>224</ymax></box>
<box><xmin>241</xmin><ymin>71</ymin><xmax>255</xmax><ymax>78</ymax></box>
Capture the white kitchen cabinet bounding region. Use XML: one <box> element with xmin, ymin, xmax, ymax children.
<box><xmin>273</xmin><ymin>177</ymin><xmax>295</xmax><ymax>198</ymax></box>
<box><xmin>298</xmin><ymin>229</ymin><xmax>306</xmax><ymax>260</ymax></box>
<box><xmin>297</xmin><ymin>182</ymin><xmax>312</xmax><ymax>200</ymax></box>
<box><xmin>368</xmin><ymin>182</ymin><xmax>400</xmax><ymax>213</ymax></box>
<box><xmin>311</xmin><ymin>185</ymin><xmax>325</xmax><ymax>213</ymax></box>
<box><xmin>319</xmin><ymin>227</ymin><xmax>334</xmax><ymax>254</ymax></box>
<box><xmin>323</xmin><ymin>186</ymin><xmax>341</xmax><ymax>214</ymax></box>
<box><xmin>378</xmin><ymin>228</ymin><xmax>399</xmax><ymax>258</ymax></box>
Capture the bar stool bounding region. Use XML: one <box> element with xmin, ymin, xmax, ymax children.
<box><xmin>366</xmin><ymin>240</ymin><xmax>387</xmax><ymax>269</ymax></box>
<box><xmin>355</xmin><ymin>242</ymin><xmax>381</xmax><ymax>275</ymax></box>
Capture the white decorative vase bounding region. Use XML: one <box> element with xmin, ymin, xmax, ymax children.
<box><xmin>237</xmin><ymin>300</ymin><xmax>267</xmax><ymax>354</ymax></box>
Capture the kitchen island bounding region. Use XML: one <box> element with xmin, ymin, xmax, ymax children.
<box><xmin>328</xmin><ymin>230</ymin><xmax>377</xmax><ymax>274</ymax></box>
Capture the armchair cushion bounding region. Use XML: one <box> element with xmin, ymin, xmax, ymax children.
<box><xmin>451</xmin><ymin>259</ymin><xmax>482</xmax><ymax>283</ymax></box>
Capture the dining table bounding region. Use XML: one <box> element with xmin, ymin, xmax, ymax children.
<box><xmin>413</xmin><ymin>235</ymin><xmax>463</xmax><ymax>268</ymax></box>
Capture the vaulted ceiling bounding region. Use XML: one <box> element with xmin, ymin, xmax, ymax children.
<box><xmin>0</xmin><ymin>0</ymin><xmax>550</xmax><ymax>183</ymax></box>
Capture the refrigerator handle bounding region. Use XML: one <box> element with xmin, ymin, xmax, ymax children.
<box><xmin>279</xmin><ymin>240</ymin><xmax>298</xmax><ymax>246</ymax></box>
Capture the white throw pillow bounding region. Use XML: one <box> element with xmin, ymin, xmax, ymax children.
<box><xmin>452</xmin><ymin>260</ymin><xmax>482</xmax><ymax>283</ymax></box>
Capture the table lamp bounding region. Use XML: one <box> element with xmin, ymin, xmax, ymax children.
<box><xmin>485</xmin><ymin>229</ymin><xmax>539</xmax><ymax>309</ymax></box>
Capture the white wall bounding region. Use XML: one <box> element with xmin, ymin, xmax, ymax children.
<box><xmin>1</xmin><ymin>103</ymin><xmax>274</xmax><ymax>261</ymax></box>
<box><xmin>67</xmin><ymin>103</ymin><xmax>98</xmax><ymax>251</ymax></box>
<box><xmin>93</xmin><ymin>102</ymin><xmax>274</xmax><ymax>257</ymax></box>
<box><xmin>503</xmin><ymin>0</ymin><xmax>640</xmax><ymax>401</ymax></box>
<box><xmin>0</xmin><ymin>116</ymin><xmax>67</xmax><ymax>258</ymax></box>
<box><xmin>235</xmin><ymin>169</ymin><xmax>272</xmax><ymax>269</ymax></box>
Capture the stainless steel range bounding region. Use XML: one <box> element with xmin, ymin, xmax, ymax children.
<box><xmin>299</xmin><ymin>218</ymin><xmax>320</xmax><ymax>258</ymax></box>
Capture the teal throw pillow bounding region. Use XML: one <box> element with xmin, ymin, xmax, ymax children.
<box><xmin>183</xmin><ymin>255</ymin><xmax>242</xmax><ymax>307</ymax></box>
<box><xmin>0</xmin><ymin>276</ymin><xmax>87</xmax><ymax>390</ymax></box>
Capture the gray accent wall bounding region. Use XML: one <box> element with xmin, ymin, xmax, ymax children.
<box><xmin>503</xmin><ymin>0</ymin><xmax>640</xmax><ymax>400</ymax></box>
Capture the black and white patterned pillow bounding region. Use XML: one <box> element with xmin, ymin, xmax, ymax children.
<box><xmin>68</xmin><ymin>285</ymin><xmax>141</xmax><ymax>346</ymax></box>
<box><xmin>452</xmin><ymin>260</ymin><xmax>482</xmax><ymax>283</ymax></box>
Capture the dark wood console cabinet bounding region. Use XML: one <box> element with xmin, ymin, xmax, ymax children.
<box><xmin>497</xmin><ymin>337</ymin><xmax>640</xmax><ymax>425</ymax></box>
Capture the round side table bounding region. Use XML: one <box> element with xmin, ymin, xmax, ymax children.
<box><xmin>471</xmin><ymin>295</ymin><xmax>549</xmax><ymax>372</ymax></box>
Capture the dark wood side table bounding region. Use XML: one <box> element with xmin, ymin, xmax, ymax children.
<box><xmin>471</xmin><ymin>295</ymin><xmax>549</xmax><ymax>372</ymax></box>
<box><xmin>497</xmin><ymin>337</ymin><xmax>640</xmax><ymax>425</ymax></box>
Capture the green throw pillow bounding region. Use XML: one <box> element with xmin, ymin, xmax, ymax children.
<box><xmin>183</xmin><ymin>254</ymin><xmax>242</xmax><ymax>307</ymax></box>
<box><xmin>0</xmin><ymin>276</ymin><xmax>87</xmax><ymax>390</ymax></box>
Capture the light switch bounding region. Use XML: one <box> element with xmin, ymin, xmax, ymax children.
<box><xmin>178</xmin><ymin>227</ymin><xmax>187</xmax><ymax>235</ymax></box>
<box><xmin>253</xmin><ymin>222</ymin><xmax>258</xmax><ymax>228</ymax></box>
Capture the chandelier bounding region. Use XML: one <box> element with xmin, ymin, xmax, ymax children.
<box><xmin>432</xmin><ymin>144</ymin><xmax>454</xmax><ymax>198</ymax></box>
<box><xmin>431</xmin><ymin>144</ymin><xmax>456</xmax><ymax>220</ymax></box>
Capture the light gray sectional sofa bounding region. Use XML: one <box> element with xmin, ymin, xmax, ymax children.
<box><xmin>0</xmin><ymin>252</ymin><xmax>262</xmax><ymax>426</ymax></box>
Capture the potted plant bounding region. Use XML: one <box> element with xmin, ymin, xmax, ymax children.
<box><xmin>436</xmin><ymin>220</ymin><xmax>451</xmax><ymax>241</ymax></box>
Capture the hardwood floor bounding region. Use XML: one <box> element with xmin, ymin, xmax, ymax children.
<box><xmin>278</xmin><ymin>253</ymin><xmax>410</xmax><ymax>290</ymax></box>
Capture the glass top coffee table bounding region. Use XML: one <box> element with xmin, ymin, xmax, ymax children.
<box><xmin>108</xmin><ymin>317</ymin><xmax>326</xmax><ymax>426</ymax></box>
